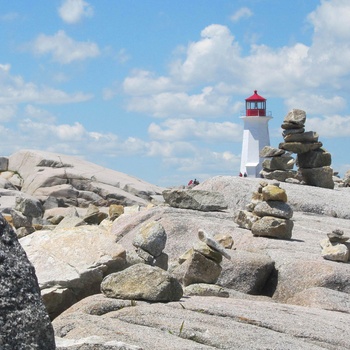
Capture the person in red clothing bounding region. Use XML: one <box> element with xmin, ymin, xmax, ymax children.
<box><xmin>188</xmin><ymin>179</ymin><xmax>193</xmax><ymax>186</ymax></box>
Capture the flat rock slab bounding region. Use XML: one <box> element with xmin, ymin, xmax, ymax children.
<box><xmin>53</xmin><ymin>294</ymin><xmax>350</xmax><ymax>349</ymax></box>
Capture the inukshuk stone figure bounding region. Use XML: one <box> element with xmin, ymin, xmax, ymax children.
<box><xmin>279</xmin><ymin>109</ymin><xmax>334</xmax><ymax>189</ymax></box>
<box><xmin>234</xmin><ymin>181</ymin><xmax>293</xmax><ymax>240</ymax></box>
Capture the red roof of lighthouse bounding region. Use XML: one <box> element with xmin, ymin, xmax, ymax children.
<box><xmin>245</xmin><ymin>90</ymin><xmax>266</xmax><ymax>101</ymax></box>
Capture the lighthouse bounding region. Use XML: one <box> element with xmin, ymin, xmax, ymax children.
<box><xmin>239</xmin><ymin>90</ymin><xmax>272</xmax><ymax>177</ymax></box>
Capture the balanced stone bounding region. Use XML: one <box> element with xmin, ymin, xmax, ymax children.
<box><xmin>253</xmin><ymin>200</ymin><xmax>293</xmax><ymax>219</ymax></box>
<box><xmin>279</xmin><ymin>141</ymin><xmax>323</xmax><ymax>154</ymax></box>
<box><xmin>259</xmin><ymin>146</ymin><xmax>285</xmax><ymax>158</ymax></box>
<box><xmin>299</xmin><ymin>166</ymin><xmax>334</xmax><ymax>189</ymax></box>
<box><xmin>283</xmin><ymin>109</ymin><xmax>306</xmax><ymax>127</ymax></box>
<box><xmin>282</xmin><ymin>127</ymin><xmax>305</xmax><ymax>136</ymax></box>
<box><xmin>251</xmin><ymin>216</ymin><xmax>293</xmax><ymax>239</ymax></box>
<box><xmin>327</xmin><ymin>229</ymin><xmax>349</xmax><ymax>243</ymax></box>
<box><xmin>297</xmin><ymin>149</ymin><xmax>331</xmax><ymax>169</ymax></box>
<box><xmin>262</xmin><ymin>156</ymin><xmax>294</xmax><ymax>171</ymax></box>
<box><xmin>262</xmin><ymin>185</ymin><xmax>287</xmax><ymax>202</ymax></box>
<box><xmin>283</xmin><ymin>131</ymin><xmax>319</xmax><ymax>143</ymax></box>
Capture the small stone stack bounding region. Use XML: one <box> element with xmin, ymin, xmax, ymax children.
<box><xmin>171</xmin><ymin>229</ymin><xmax>232</xmax><ymax>287</ymax></box>
<box><xmin>320</xmin><ymin>229</ymin><xmax>349</xmax><ymax>263</ymax></box>
<box><xmin>279</xmin><ymin>109</ymin><xmax>334</xmax><ymax>189</ymax></box>
<box><xmin>131</xmin><ymin>220</ymin><xmax>168</xmax><ymax>270</ymax></box>
<box><xmin>234</xmin><ymin>181</ymin><xmax>294</xmax><ymax>239</ymax></box>
<box><xmin>259</xmin><ymin>146</ymin><xmax>298</xmax><ymax>182</ymax></box>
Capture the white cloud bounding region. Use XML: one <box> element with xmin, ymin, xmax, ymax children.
<box><xmin>306</xmin><ymin>114</ymin><xmax>350</xmax><ymax>138</ymax></box>
<box><xmin>0</xmin><ymin>64</ymin><xmax>92</xmax><ymax>104</ymax></box>
<box><xmin>0</xmin><ymin>105</ymin><xmax>17</xmax><ymax>122</ymax></box>
<box><xmin>230</xmin><ymin>7</ymin><xmax>253</xmax><ymax>22</ymax></box>
<box><xmin>148</xmin><ymin>118</ymin><xmax>242</xmax><ymax>142</ymax></box>
<box><xmin>25</xmin><ymin>105</ymin><xmax>56</xmax><ymax>123</ymax></box>
<box><xmin>58</xmin><ymin>0</ymin><xmax>93</xmax><ymax>24</ymax></box>
<box><xmin>32</xmin><ymin>30</ymin><xmax>100</xmax><ymax>64</ymax></box>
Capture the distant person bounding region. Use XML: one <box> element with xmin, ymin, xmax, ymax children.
<box><xmin>193</xmin><ymin>179</ymin><xmax>199</xmax><ymax>185</ymax></box>
<box><xmin>239</xmin><ymin>172</ymin><xmax>242</xmax><ymax>177</ymax></box>
<box><xmin>188</xmin><ymin>179</ymin><xmax>193</xmax><ymax>186</ymax></box>
<box><xmin>244</xmin><ymin>172</ymin><xmax>247</xmax><ymax>177</ymax></box>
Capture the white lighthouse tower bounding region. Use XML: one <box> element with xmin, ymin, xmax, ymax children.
<box><xmin>240</xmin><ymin>90</ymin><xmax>272</xmax><ymax>177</ymax></box>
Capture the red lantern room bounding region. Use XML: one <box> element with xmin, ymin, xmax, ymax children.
<box><xmin>245</xmin><ymin>90</ymin><xmax>266</xmax><ymax>116</ymax></box>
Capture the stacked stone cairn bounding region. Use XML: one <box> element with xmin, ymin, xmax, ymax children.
<box><xmin>131</xmin><ymin>220</ymin><xmax>168</xmax><ymax>270</ymax></box>
<box><xmin>234</xmin><ymin>181</ymin><xmax>294</xmax><ymax>239</ymax></box>
<box><xmin>279</xmin><ymin>109</ymin><xmax>334</xmax><ymax>189</ymax></box>
<box><xmin>259</xmin><ymin>146</ymin><xmax>299</xmax><ymax>182</ymax></box>
<box><xmin>171</xmin><ymin>229</ymin><xmax>232</xmax><ymax>287</ymax></box>
<box><xmin>320</xmin><ymin>229</ymin><xmax>350</xmax><ymax>263</ymax></box>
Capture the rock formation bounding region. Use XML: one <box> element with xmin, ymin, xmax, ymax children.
<box><xmin>171</xmin><ymin>229</ymin><xmax>232</xmax><ymax>287</ymax></box>
<box><xmin>0</xmin><ymin>214</ymin><xmax>56</xmax><ymax>348</ymax></box>
<box><xmin>279</xmin><ymin>109</ymin><xmax>334</xmax><ymax>189</ymax></box>
<box><xmin>320</xmin><ymin>229</ymin><xmax>350</xmax><ymax>262</ymax></box>
<box><xmin>235</xmin><ymin>181</ymin><xmax>294</xmax><ymax>239</ymax></box>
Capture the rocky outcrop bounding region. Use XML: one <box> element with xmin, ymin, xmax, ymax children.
<box><xmin>53</xmin><ymin>294</ymin><xmax>350</xmax><ymax>350</ymax></box>
<box><xmin>320</xmin><ymin>229</ymin><xmax>349</xmax><ymax>262</ymax></box>
<box><xmin>0</xmin><ymin>214</ymin><xmax>55</xmax><ymax>349</ymax></box>
<box><xmin>20</xmin><ymin>223</ymin><xmax>127</xmax><ymax>319</ymax></box>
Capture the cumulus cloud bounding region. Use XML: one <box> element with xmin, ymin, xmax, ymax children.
<box><xmin>306</xmin><ymin>114</ymin><xmax>350</xmax><ymax>138</ymax></box>
<box><xmin>123</xmin><ymin>1</ymin><xmax>350</xmax><ymax>120</ymax></box>
<box><xmin>58</xmin><ymin>0</ymin><xmax>93</xmax><ymax>24</ymax></box>
<box><xmin>0</xmin><ymin>64</ymin><xmax>92</xmax><ymax>104</ymax></box>
<box><xmin>31</xmin><ymin>30</ymin><xmax>100</xmax><ymax>64</ymax></box>
<box><xmin>148</xmin><ymin>118</ymin><xmax>242</xmax><ymax>142</ymax></box>
<box><xmin>230</xmin><ymin>7</ymin><xmax>253</xmax><ymax>22</ymax></box>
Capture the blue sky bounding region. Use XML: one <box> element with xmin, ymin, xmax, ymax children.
<box><xmin>0</xmin><ymin>0</ymin><xmax>349</xmax><ymax>187</ymax></box>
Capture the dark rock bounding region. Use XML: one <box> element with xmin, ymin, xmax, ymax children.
<box><xmin>297</xmin><ymin>149</ymin><xmax>332</xmax><ymax>169</ymax></box>
<box><xmin>279</xmin><ymin>141</ymin><xmax>323</xmax><ymax>154</ymax></box>
<box><xmin>0</xmin><ymin>214</ymin><xmax>55</xmax><ymax>348</ymax></box>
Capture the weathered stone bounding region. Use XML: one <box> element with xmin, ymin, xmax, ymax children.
<box><xmin>299</xmin><ymin>166</ymin><xmax>334</xmax><ymax>189</ymax></box>
<box><xmin>109</xmin><ymin>204</ymin><xmax>124</xmax><ymax>221</ymax></box>
<box><xmin>282</xmin><ymin>127</ymin><xmax>305</xmax><ymax>135</ymax></box>
<box><xmin>198</xmin><ymin>228</ymin><xmax>231</xmax><ymax>260</ymax></box>
<box><xmin>327</xmin><ymin>229</ymin><xmax>349</xmax><ymax>243</ymax></box>
<box><xmin>101</xmin><ymin>263</ymin><xmax>183</xmax><ymax>301</ymax></box>
<box><xmin>297</xmin><ymin>149</ymin><xmax>332</xmax><ymax>169</ymax></box>
<box><xmin>0</xmin><ymin>156</ymin><xmax>9</xmax><ymax>171</ymax></box>
<box><xmin>251</xmin><ymin>216</ymin><xmax>293</xmax><ymax>239</ymax></box>
<box><xmin>321</xmin><ymin>242</ymin><xmax>349</xmax><ymax>262</ymax></box>
<box><xmin>214</xmin><ymin>233</ymin><xmax>234</xmax><ymax>249</ymax></box>
<box><xmin>193</xmin><ymin>241</ymin><xmax>223</xmax><ymax>263</ymax></box>
<box><xmin>133</xmin><ymin>220</ymin><xmax>166</xmax><ymax>257</ymax></box>
<box><xmin>234</xmin><ymin>210</ymin><xmax>260</xmax><ymax>229</ymax></box>
<box><xmin>283</xmin><ymin>131</ymin><xmax>319</xmax><ymax>143</ymax></box>
<box><xmin>84</xmin><ymin>211</ymin><xmax>108</xmax><ymax>225</ymax></box>
<box><xmin>262</xmin><ymin>156</ymin><xmax>294</xmax><ymax>171</ymax></box>
<box><xmin>283</xmin><ymin>109</ymin><xmax>306</xmax><ymax>127</ymax></box>
<box><xmin>217</xmin><ymin>250</ymin><xmax>275</xmax><ymax>294</ymax></box>
<box><xmin>20</xmin><ymin>225</ymin><xmax>127</xmax><ymax>319</ymax></box>
<box><xmin>162</xmin><ymin>189</ymin><xmax>228</xmax><ymax>211</ymax></box>
<box><xmin>0</xmin><ymin>214</ymin><xmax>56</xmax><ymax>348</ymax></box>
<box><xmin>2</xmin><ymin>208</ymin><xmax>32</xmax><ymax>229</ymax></box>
<box><xmin>259</xmin><ymin>146</ymin><xmax>285</xmax><ymax>157</ymax></box>
<box><xmin>183</xmin><ymin>283</ymin><xmax>230</xmax><ymax>298</ymax></box>
<box><xmin>253</xmin><ymin>200</ymin><xmax>293</xmax><ymax>219</ymax></box>
<box><xmin>279</xmin><ymin>141</ymin><xmax>323</xmax><ymax>154</ymax></box>
<box><xmin>262</xmin><ymin>185</ymin><xmax>287</xmax><ymax>202</ymax></box>
<box><xmin>281</xmin><ymin>122</ymin><xmax>304</xmax><ymax>130</ymax></box>
<box><xmin>260</xmin><ymin>169</ymin><xmax>298</xmax><ymax>182</ymax></box>
<box><xmin>172</xmin><ymin>251</ymin><xmax>222</xmax><ymax>287</ymax></box>
<box><xmin>15</xmin><ymin>194</ymin><xmax>44</xmax><ymax>218</ymax></box>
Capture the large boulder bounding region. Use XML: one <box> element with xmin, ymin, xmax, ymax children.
<box><xmin>101</xmin><ymin>263</ymin><xmax>183</xmax><ymax>301</ymax></box>
<box><xmin>20</xmin><ymin>225</ymin><xmax>127</xmax><ymax>319</ymax></box>
<box><xmin>162</xmin><ymin>189</ymin><xmax>228</xmax><ymax>211</ymax></box>
<box><xmin>0</xmin><ymin>214</ymin><xmax>55</xmax><ymax>349</ymax></box>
